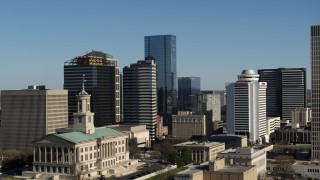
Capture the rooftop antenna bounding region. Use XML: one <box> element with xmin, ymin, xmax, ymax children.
<box><xmin>81</xmin><ymin>74</ymin><xmax>87</xmax><ymax>94</ymax></box>
<box><xmin>82</xmin><ymin>74</ymin><xmax>86</xmax><ymax>90</ymax></box>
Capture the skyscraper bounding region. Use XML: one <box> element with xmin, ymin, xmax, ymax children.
<box><xmin>64</xmin><ymin>50</ymin><xmax>121</xmax><ymax>126</ymax></box>
<box><xmin>123</xmin><ymin>59</ymin><xmax>157</xmax><ymax>141</ymax></box>
<box><xmin>258</xmin><ymin>68</ymin><xmax>306</xmax><ymax>121</ymax></box>
<box><xmin>144</xmin><ymin>35</ymin><xmax>177</xmax><ymax>123</ymax></box>
<box><xmin>311</xmin><ymin>25</ymin><xmax>320</xmax><ymax>160</ymax></box>
<box><xmin>226</xmin><ymin>70</ymin><xmax>267</xmax><ymax>143</ymax></box>
<box><xmin>177</xmin><ymin>77</ymin><xmax>201</xmax><ymax>111</ymax></box>
<box><xmin>1</xmin><ymin>86</ymin><xmax>68</xmax><ymax>151</ymax></box>
<box><xmin>195</xmin><ymin>91</ymin><xmax>221</xmax><ymax>122</ymax></box>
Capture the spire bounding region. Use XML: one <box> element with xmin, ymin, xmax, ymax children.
<box><xmin>80</xmin><ymin>74</ymin><xmax>88</xmax><ymax>95</ymax></box>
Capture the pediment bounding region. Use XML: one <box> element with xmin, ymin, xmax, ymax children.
<box><xmin>33</xmin><ymin>134</ymin><xmax>75</xmax><ymax>146</ymax></box>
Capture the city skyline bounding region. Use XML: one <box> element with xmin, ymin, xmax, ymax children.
<box><xmin>0</xmin><ymin>1</ymin><xmax>320</xmax><ymax>90</ymax></box>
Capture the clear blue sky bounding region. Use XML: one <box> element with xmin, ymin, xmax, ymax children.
<box><xmin>0</xmin><ymin>0</ymin><xmax>319</xmax><ymax>90</ymax></box>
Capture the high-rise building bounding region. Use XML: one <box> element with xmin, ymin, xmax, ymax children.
<box><xmin>1</xmin><ymin>86</ymin><xmax>68</xmax><ymax>151</ymax></box>
<box><xmin>64</xmin><ymin>50</ymin><xmax>121</xmax><ymax>126</ymax></box>
<box><xmin>195</xmin><ymin>91</ymin><xmax>221</xmax><ymax>122</ymax></box>
<box><xmin>258</xmin><ymin>68</ymin><xmax>306</xmax><ymax>121</ymax></box>
<box><xmin>311</xmin><ymin>25</ymin><xmax>320</xmax><ymax>160</ymax></box>
<box><xmin>226</xmin><ymin>70</ymin><xmax>267</xmax><ymax>143</ymax></box>
<box><xmin>122</xmin><ymin>59</ymin><xmax>157</xmax><ymax>141</ymax></box>
<box><xmin>291</xmin><ymin>107</ymin><xmax>311</xmax><ymax>128</ymax></box>
<box><xmin>144</xmin><ymin>35</ymin><xmax>177</xmax><ymax>123</ymax></box>
<box><xmin>177</xmin><ymin>77</ymin><xmax>200</xmax><ymax>111</ymax></box>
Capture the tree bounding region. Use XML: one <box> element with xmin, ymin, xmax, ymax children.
<box><xmin>168</xmin><ymin>149</ymin><xmax>192</xmax><ymax>167</ymax></box>
<box><xmin>129</xmin><ymin>146</ymin><xmax>141</xmax><ymax>159</ymax></box>
<box><xmin>72</xmin><ymin>164</ymin><xmax>89</xmax><ymax>180</ymax></box>
<box><xmin>1</xmin><ymin>149</ymin><xmax>32</xmax><ymax>172</ymax></box>
<box><xmin>180</xmin><ymin>149</ymin><xmax>192</xmax><ymax>165</ymax></box>
<box><xmin>153</xmin><ymin>140</ymin><xmax>175</xmax><ymax>160</ymax></box>
<box><xmin>271</xmin><ymin>155</ymin><xmax>295</xmax><ymax>180</ymax></box>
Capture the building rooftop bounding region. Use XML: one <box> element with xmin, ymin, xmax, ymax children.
<box><xmin>174</xmin><ymin>141</ymin><xmax>224</xmax><ymax>148</ymax></box>
<box><xmin>295</xmin><ymin>161</ymin><xmax>320</xmax><ymax>166</ymax></box>
<box><xmin>56</xmin><ymin>127</ymin><xmax>124</xmax><ymax>143</ymax></box>
<box><xmin>216</xmin><ymin>165</ymin><xmax>255</xmax><ymax>173</ymax></box>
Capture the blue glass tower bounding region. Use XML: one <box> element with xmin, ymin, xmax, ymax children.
<box><xmin>178</xmin><ymin>77</ymin><xmax>201</xmax><ymax>111</ymax></box>
<box><xmin>144</xmin><ymin>35</ymin><xmax>177</xmax><ymax>121</ymax></box>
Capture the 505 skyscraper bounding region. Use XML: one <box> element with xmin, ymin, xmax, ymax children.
<box><xmin>144</xmin><ymin>35</ymin><xmax>177</xmax><ymax>123</ymax></box>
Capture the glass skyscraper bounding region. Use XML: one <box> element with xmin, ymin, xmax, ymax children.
<box><xmin>144</xmin><ymin>35</ymin><xmax>177</xmax><ymax>121</ymax></box>
<box><xmin>177</xmin><ymin>77</ymin><xmax>200</xmax><ymax>111</ymax></box>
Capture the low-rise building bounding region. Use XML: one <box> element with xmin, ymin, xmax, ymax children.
<box><xmin>174</xmin><ymin>158</ymin><xmax>258</xmax><ymax>180</ymax></box>
<box><xmin>272</xmin><ymin>126</ymin><xmax>311</xmax><ymax>145</ymax></box>
<box><xmin>292</xmin><ymin>161</ymin><xmax>320</xmax><ymax>179</ymax></box>
<box><xmin>204</xmin><ymin>158</ymin><xmax>257</xmax><ymax>180</ymax></box>
<box><xmin>108</xmin><ymin>124</ymin><xmax>150</xmax><ymax>148</ymax></box>
<box><xmin>174</xmin><ymin>141</ymin><xmax>225</xmax><ymax>163</ymax></box>
<box><xmin>172</xmin><ymin>111</ymin><xmax>208</xmax><ymax>139</ymax></box>
<box><xmin>217</xmin><ymin>147</ymin><xmax>267</xmax><ymax>177</ymax></box>
<box><xmin>208</xmin><ymin>134</ymin><xmax>247</xmax><ymax>149</ymax></box>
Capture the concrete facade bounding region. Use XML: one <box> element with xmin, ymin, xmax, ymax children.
<box><xmin>204</xmin><ymin>158</ymin><xmax>257</xmax><ymax>180</ymax></box>
<box><xmin>174</xmin><ymin>141</ymin><xmax>225</xmax><ymax>163</ymax></box>
<box><xmin>1</xmin><ymin>87</ymin><xmax>68</xmax><ymax>151</ymax></box>
<box><xmin>226</xmin><ymin>70</ymin><xmax>268</xmax><ymax>143</ymax></box>
<box><xmin>172</xmin><ymin>111</ymin><xmax>207</xmax><ymax>139</ymax></box>
<box><xmin>292</xmin><ymin>107</ymin><xmax>311</xmax><ymax>128</ymax></box>
<box><xmin>266</xmin><ymin>117</ymin><xmax>280</xmax><ymax>138</ymax></box>
<box><xmin>195</xmin><ymin>91</ymin><xmax>221</xmax><ymax>122</ymax></box>
<box><xmin>108</xmin><ymin>124</ymin><xmax>150</xmax><ymax>148</ymax></box>
<box><xmin>217</xmin><ymin>147</ymin><xmax>267</xmax><ymax>177</ymax></box>
<box><xmin>123</xmin><ymin>59</ymin><xmax>157</xmax><ymax>141</ymax></box>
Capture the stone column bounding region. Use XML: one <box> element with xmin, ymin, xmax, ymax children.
<box><xmin>50</xmin><ymin>147</ymin><xmax>53</xmax><ymax>163</ymax></box>
<box><xmin>44</xmin><ymin>147</ymin><xmax>47</xmax><ymax>163</ymax></box>
<box><xmin>104</xmin><ymin>144</ymin><xmax>109</xmax><ymax>157</ymax></box>
<box><xmin>62</xmin><ymin>147</ymin><xmax>65</xmax><ymax>163</ymax></box>
<box><xmin>56</xmin><ymin>147</ymin><xmax>59</xmax><ymax>163</ymax></box>
<box><xmin>102</xmin><ymin>143</ymin><xmax>104</xmax><ymax>159</ymax></box>
<box><xmin>75</xmin><ymin>147</ymin><xmax>78</xmax><ymax>163</ymax></box>
<box><xmin>39</xmin><ymin>146</ymin><xmax>41</xmax><ymax>162</ymax></box>
<box><xmin>68</xmin><ymin>148</ymin><xmax>71</xmax><ymax>164</ymax></box>
<box><xmin>33</xmin><ymin>147</ymin><xmax>36</xmax><ymax>162</ymax></box>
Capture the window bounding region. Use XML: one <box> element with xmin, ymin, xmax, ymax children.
<box><xmin>90</xmin><ymin>146</ymin><xmax>92</xmax><ymax>151</ymax></box>
<box><xmin>81</xmin><ymin>155</ymin><xmax>83</xmax><ymax>161</ymax></box>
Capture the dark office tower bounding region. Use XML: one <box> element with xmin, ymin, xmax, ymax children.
<box><xmin>258</xmin><ymin>68</ymin><xmax>306</xmax><ymax>121</ymax></box>
<box><xmin>177</xmin><ymin>77</ymin><xmax>201</xmax><ymax>111</ymax></box>
<box><xmin>144</xmin><ymin>35</ymin><xmax>177</xmax><ymax>123</ymax></box>
<box><xmin>64</xmin><ymin>50</ymin><xmax>121</xmax><ymax>126</ymax></box>
<box><xmin>123</xmin><ymin>59</ymin><xmax>157</xmax><ymax>141</ymax></box>
<box><xmin>311</xmin><ymin>25</ymin><xmax>320</xmax><ymax>160</ymax></box>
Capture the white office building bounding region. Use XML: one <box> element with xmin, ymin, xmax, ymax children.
<box><xmin>226</xmin><ymin>70</ymin><xmax>268</xmax><ymax>143</ymax></box>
